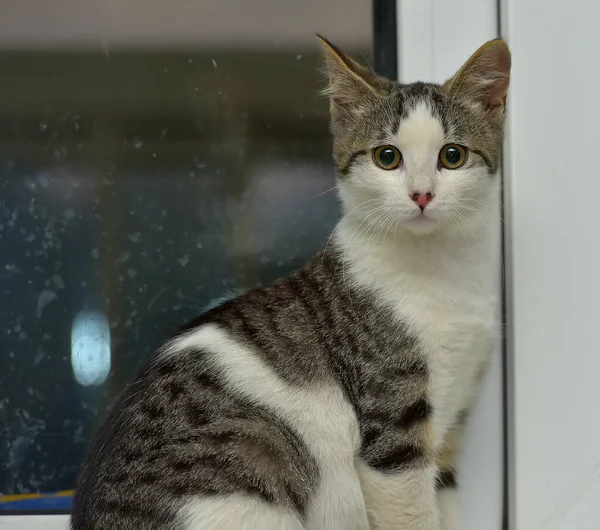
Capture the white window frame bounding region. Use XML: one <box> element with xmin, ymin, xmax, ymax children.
<box><xmin>0</xmin><ymin>515</ymin><xmax>69</xmax><ymax>529</ymax></box>
<box><xmin>501</xmin><ymin>0</ymin><xmax>600</xmax><ymax>529</ymax></box>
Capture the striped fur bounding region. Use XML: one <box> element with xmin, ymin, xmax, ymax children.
<box><xmin>72</xmin><ymin>37</ymin><xmax>510</xmax><ymax>530</ymax></box>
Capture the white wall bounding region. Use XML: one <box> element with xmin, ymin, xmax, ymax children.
<box><xmin>397</xmin><ymin>2</ymin><xmax>504</xmax><ymax>529</ymax></box>
<box><xmin>503</xmin><ymin>1</ymin><xmax>600</xmax><ymax>529</ymax></box>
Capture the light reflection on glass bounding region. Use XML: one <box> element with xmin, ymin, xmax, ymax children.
<box><xmin>70</xmin><ymin>310</ymin><xmax>111</xmax><ymax>386</ymax></box>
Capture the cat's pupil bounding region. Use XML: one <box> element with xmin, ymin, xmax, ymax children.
<box><xmin>380</xmin><ymin>149</ymin><xmax>396</xmax><ymax>165</ymax></box>
<box><xmin>445</xmin><ymin>147</ymin><xmax>460</xmax><ymax>164</ymax></box>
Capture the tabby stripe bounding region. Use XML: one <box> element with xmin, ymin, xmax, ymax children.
<box><xmin>338</xmin><ymin>150</ymin><xmax>367</xmax><ymax>176</ymax></box>
<box><xmin>292</xmin><ymin>269</ymin><xmax>360</xmax><ymax>405</ymax></box>
<box><xmin>367</xmin><ymin>443</ymin><xmax>425</xmax><ymax>472</ymax></box>
<box><xmin>342</xmin><ymin>286</ymin><xmax>387</xmax><ymax>362</ymax></box>
<box><xmin>364</xmin><ymin>398</ymin><xmax>432</xmax><ymax>430</ymax></box>
<box><xmin>305</xmin><ymin>262</ymin><xmax>365</xmax><ymax>403</ymax></box>
<box><xmin>396</xmin><ymin>399</ymin><xmax>432</xmax><ymax>427</ymax></box>
<box><xmin>436</xmin><ymin>469</ymin><xmax>457</xmax><ymax>489</ymax></box>
<box><xmin>324</xmin><ymin>257</ymin><xmax>375</xmax><ymax>362</ymax></box>
<box><xmin>235</xmin><ymin>307</ymin><xmax>268</xmax><ymax>348</ymax></box>
<box><xmin>471</xmin><ymin>149</ymin><xmax>494</xmax><ymax>172</ymax></box>
<box><xmin>361</xmin><ymin>424</ymin><xmax>383</xmax><ymax>448</ymax></box>
<box><xmin>384</xmin><ymin>358</ymin><xmax>428</xmax><ymax>378</ymax></box>
<box><xmin>290</xmin><ymin>275</ymin><xmax>341</xmax><ymax>363</ymax></box>
<box><xmin>295</xmin><ymin>270</ymin><xmax>336</xmax><ymax>345</ymax></box>
<box><xmin>456</xmin><ymin>408</ymin><xmax>470</xmax><ymax>425</ymax></box>
<box><xmin>194</xmin><ymin>369</ymin><xmax>221</xmax><ymax>391</ymax></box>
<box><xmin>281</xmin><ymin>479</ymin><xmax>309</xmax><ymax>516</ymax></box>
<box><xmin>288</xmin><ymin>275</ymin><xmax>323</xmax><ymax>334</ymax></box>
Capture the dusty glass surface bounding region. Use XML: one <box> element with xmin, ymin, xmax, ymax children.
<box><xmin>0</xmin><ymin>1</ymin><xmax>371</xmax><ymax>499</ymax></box>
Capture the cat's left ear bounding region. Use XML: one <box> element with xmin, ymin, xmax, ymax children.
<box><xmin>444</xmin><ymin>39</ymin><xmax>511</xmax><ymax>113</ymax></box>
<box><xmin>317</xmin><ymin>35</ymin><xmax>385</xmax><ymax>115</ymax></box>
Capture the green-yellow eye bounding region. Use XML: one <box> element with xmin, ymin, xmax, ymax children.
<box><xmin>373</xmin><ymin>145</ymin><xmax>402</xmax><ymax>170</ymax></box>
<box><xmin>439</xmin><ymin>144</ymin><xmax>468</xmax><ymax>169</ymax></box>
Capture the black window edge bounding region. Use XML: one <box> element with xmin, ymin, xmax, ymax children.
<box><xmin>373</xmin><ymin>0</ymin><xmax>398</xmax><ymax>79</ymax></box>
<box><xmin>497</xmin><ymin>0</ymin><xmax>511</xmax><ymax>528</ymax></box>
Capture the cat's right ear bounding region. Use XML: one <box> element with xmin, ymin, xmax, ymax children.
<box><xmin>317</xmin><ymin>35</ymin><xmax>383</xmax><ymax>116</ymax></box>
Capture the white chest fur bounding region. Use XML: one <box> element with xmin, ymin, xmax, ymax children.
<box><xmin>337</xmin><ymin>219</ymin><xmax>497</xmax><ymax>448</ymax></box>
<box><xmin>409</xmin><ymin>286</ymin><xmax>495</xmax><ymax>444</ymax></box>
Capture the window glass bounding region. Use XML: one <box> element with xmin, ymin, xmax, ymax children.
<box><xmin>0</xmin><ymin>0</ymin><xmax>371</xmax><ymax>508</ymax></box>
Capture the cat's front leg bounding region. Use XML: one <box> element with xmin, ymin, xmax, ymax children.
<box><xmin>357</xmin><ymin>460</ymin><xmax>440</xmax><ymax>530</ymax></box>
<box><xmin>437</xmin><ymin>486</ymin><xmax>460</xmax><ymax>530</ymax></box>
<box><xmin>436</xmin><ymin>424</ymin><xmax>463</xmax><ymax>530</ymax></box>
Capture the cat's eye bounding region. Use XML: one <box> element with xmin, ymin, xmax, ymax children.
<box><xmin>373</xmin><ymin>145</ymin><xmax>402</xmax><ymax>170</ymax></box>
<box><xmin>439</xmin><ymin>144</ymin><xmax>468</xmax><ymax>169</ymax></box>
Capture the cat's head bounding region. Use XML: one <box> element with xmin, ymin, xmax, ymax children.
<box><xmin>319</xmin><ymin>36</ymin><xmax>511</xmax><ymax>236</ymax></box>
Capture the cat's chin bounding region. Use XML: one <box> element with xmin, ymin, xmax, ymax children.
<box><xmin>401</xmin><ymin>215</ymin><xmax>442</xmax><ymax>236</ymax></box>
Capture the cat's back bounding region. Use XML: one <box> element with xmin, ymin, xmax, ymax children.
<box><xmin>174</xmin><ymin>252</ymin><xmax>342</xmax><ymax>383</ymax></box>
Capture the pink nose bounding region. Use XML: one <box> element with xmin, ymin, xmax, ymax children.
<box><xmin>410</xmin><ymin>192</ymin><xmax>434</xmax><ymax>210</ymax></box>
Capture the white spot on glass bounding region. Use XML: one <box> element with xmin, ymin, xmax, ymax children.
<box><xmin>36</xmin><ymin>290</ymin><xmax>57</xmax><ymax>318</ymax></box>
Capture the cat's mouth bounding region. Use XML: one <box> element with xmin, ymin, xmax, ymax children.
<box><xmin>412</xmin><ymin>211</ymin><xmax>432</xmax><ymax>221</ymax></box>
<box><xmin>405</xmin><ymin>210</ymin><xmax>440</xmax><ymax>233</ymax></box>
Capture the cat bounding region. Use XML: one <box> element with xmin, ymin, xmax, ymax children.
<box><xmin>71</xmin><ymin>35</ymin><xmax>510</xmax><ymax>530</ymax></box>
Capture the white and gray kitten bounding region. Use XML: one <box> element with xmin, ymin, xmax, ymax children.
<box><xmin>71</xmin><ymin>36</ymin><xmax>510</xmax><ymax>530</ymax></box>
